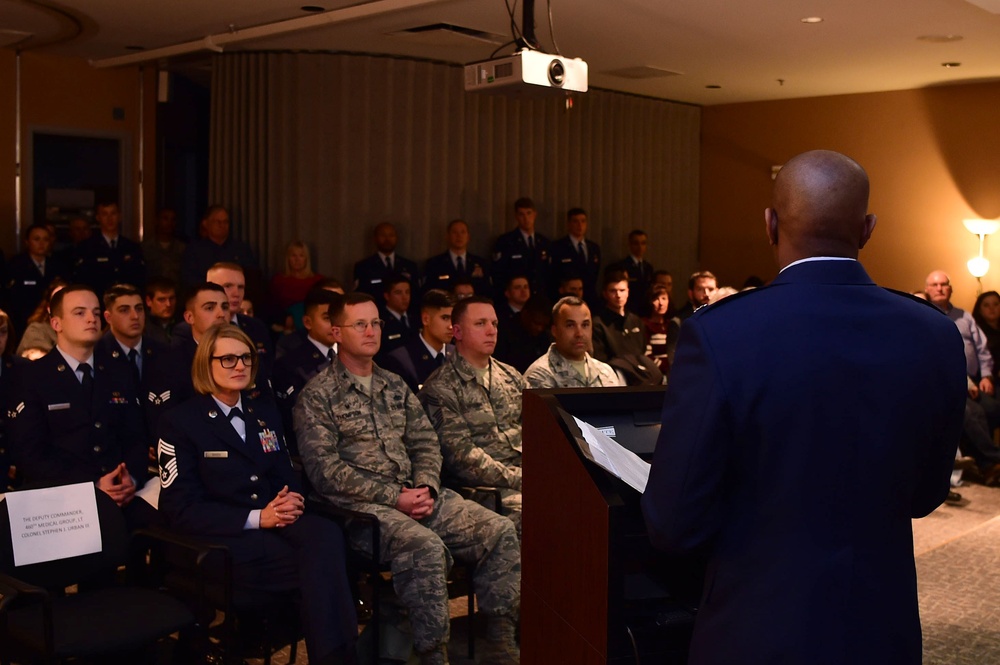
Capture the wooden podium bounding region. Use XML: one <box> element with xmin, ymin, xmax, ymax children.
<box><xmin>521</xmin><ymin>387</ymin><xmax>695</xmax><ymax>665</ymax></box>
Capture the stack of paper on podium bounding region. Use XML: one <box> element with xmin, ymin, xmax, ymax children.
<box><xmin>572</xmin><ymin>416</ymin><xmax>651</xmax><ymax>493</ymax></box>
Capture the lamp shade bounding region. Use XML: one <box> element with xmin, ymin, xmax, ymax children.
<box><xmin>963</xmin><ymin>219</ymin><xmax>1000</xmax><ymax>236</ymax></box>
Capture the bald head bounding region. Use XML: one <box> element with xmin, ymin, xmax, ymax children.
<box><xmin>765</xmin><ymin>150</ymin><xmax>876</xmax><ymax>268</ymax></box>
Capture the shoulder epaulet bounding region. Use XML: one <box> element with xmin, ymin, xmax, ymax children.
<box><xmin>691</xmin><ymin>286</ymin><xmax>765</xmax><ymax>318</ymax></box>
<box><xmin>883</xmin><ymin>287</ymin><xmax>943</xmax><ymax>311</ymax></box>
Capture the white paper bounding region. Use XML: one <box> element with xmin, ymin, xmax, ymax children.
<box><xmin>573</xmin><ymin>416</ymin><xmax>651</xmax><ymax>493</ymax></box>
<box><xmin>5</xmin><ymin>482</ymin><xmax>103</xmax><ymax>566</ymax></box>
<box><xmin>136</xmin><ymin>475</ymin><xmax>161</xmax><ymax>509</ymax></box>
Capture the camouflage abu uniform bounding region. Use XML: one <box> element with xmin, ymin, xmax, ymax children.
<box><xmin>294</xmin><ymin>359</ymin><xmax>520</xmax><ymax>654</ymax></box>
<box><xmin>523</xmin><ymin>343</ymin><xmax>623</xmax><ymax>389</ymax></box>
<box><xmin>418</xmin><ymin>353</ymin><xmax>524</xmax><ymax>535</ymax></box>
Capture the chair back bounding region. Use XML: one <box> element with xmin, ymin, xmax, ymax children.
<box><xmin>0</xmin><ymin>487</ymin><xmax>129</xmax><ymax>589</ymax></box>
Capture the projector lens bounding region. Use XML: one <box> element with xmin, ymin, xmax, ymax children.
<box><xmin>548</xmin><ymin>60</ymin><xmax>565</xmax><ymax>87</ymax></box>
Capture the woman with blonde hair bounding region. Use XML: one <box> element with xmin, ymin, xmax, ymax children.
<box><xmin>157</xmin><ymin>323</ymin><xmax>357</xmax><ymax>664</ymax></box>
<box><xmin>15</xmin><ymin>277</ymin><xmax>67</xmax><ymax>358</ymax></box>
<box><xmin>270</xmin><ymin>240</ymin><xmax>324</xmax><ymax>317</ymax></box>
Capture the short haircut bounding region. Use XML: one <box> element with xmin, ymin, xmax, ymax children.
<box><xmin>208</xmin><ymin>261</ymin><xmax>244</xmax><ymax>275</ymax></box>
<box><xmin>24</xmin><ymin>222</ymin><xmax>50</xmax><ymax>239</ymax></box>
<box><xmin>95</xmin><ymin>200</ymin><xmax>119</xmax><ymax>212</ymax></box>
<box><xmin>552</xmin><ymin>295</ymin><xmax>587</xmax><ymax>322</ymax></box>
<box><xmin>421</xmin><ymin>289</ymin><xmax>454</xmax><ymax>312</ymax></box>
<box><xmin>447</xmin><ymin>218</ymin><xmax>468</xmax><ymax>232</ymax></box>
<box><xmin>103</xmin><ymin>283</ymin><xmax>142</xmax><ymax>311</ymax></box>
<box><xmin>316</xmin><ymin>277</ymin><xmax>344</xmax><ymax>292</ymax></box>
<box><xmin>567</xmin><ymin>207</ymin><xmax>587</xmax><ymax>220</ymax></box>
<box><xmin>559</xmin><ymin>271</ymin><xmax>583</xmax><ymax>287</ymax></box>
<box><xmin>602</xmin><ymin>269</ymin><xmax>629</xmax><ymax>289</ymax></box>
<box><xmin>505</xmin><ymin>274</ymin><xmax>530</xmax><ymax>289</ymax></box>
<box><xmin>0</xmin><ymin>309</ymin><xmax>15</xmax><ymax>356</ymax></box>
<box><xmin>452</xmin><ymin>295</ymin><xmax>494</xmax><ymax>325</ymax></box>
<box><xmin>145</xmin><ymin>277</ymin><xmax>177</xmax><ymax>298</ymax></box>
<box><xmin>191</xmin><ymin>324</ymin><xmax>258</xmax><ymax>395</ymax></box>
<box><xmin>383</xmin><ymin>273</ymin><xmax>411</xmax><ymax>293</ymax></box>
<box><xmin>50</xmin><ymin>284</ymin><xmax>98</xmax><ymax>317</ymax></box>
<box><xmin>653</xmin><ymin>269</ymin><xmax>672</xmax><ymax>279</ymax></box>
<box><xmin>514</xmin><ymin>197</ymin><xmax>535</xmax><ymax>212</ymax></box>
<box><xmin>184</xmin><ymin>282</ymin><xmax>227</xmax><ymax>310</ymax></box>
<box><xmin>688</xmin><ymin>271</ymin><xmax>717</xmax><ymax>290</ymax></box>
<box><xmin>628</xmin><ymin>229</ymin><xmax>647</xmax><ymax>240</ymax></box>
<box><xmin>331</xmin><ymin>292</ymin><xmax>376</xmax><ymax>324</ymax></box>
<box><xmin>452</xmin><ymin>276</ymin><xmax>474</xmax><ymax>291</ymax></box>
<box><xmin>303</xmin><ymin>287</ymin><xmax>344</xmax><ymax>317</ymax></box>
<box><xmin>202</xmin><ymin>204</ymin><xmax>227</xmax><ymax>220</ymax></box>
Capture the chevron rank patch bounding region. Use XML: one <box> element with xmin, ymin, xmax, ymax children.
<box><xmin>158</xmin><ymin>439</ymin><xmax>179</xmax><ymax>488</ymax></box>
<box><xmin>148</xmin><ymin>390</ymin><xmax>172</xmax><ymax>405</ymax></box>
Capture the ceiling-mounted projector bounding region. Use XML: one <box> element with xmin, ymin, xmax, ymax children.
<box><xmin>464</xmin><ymin>49</ymin><xmax>588</xmax><ymax>95</ymax></box>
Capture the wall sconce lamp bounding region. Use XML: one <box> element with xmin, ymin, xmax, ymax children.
<box><xmin>964</xmin><ymin>218</ymin><xmax>1000</xmax><ymax>285</ymax></box>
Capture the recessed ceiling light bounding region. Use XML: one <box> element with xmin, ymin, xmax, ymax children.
<box><xmin>941</xmin><ymin>62</ymin><xmax>962</xmax><ymax>68</ymax></box>
<box><xmin>705</xmin><ymin>84</ymin><xmax>721</xmax><ymax>89</ymax></box>
<box><xmin>801</xmin><ymin>17</ymin><xmax>823</xmax><ymax>24</ymax></box>
<box><xmin>917</xmin><ymin>34</ymin><xmax>963</xmax><ymax>43</ymax></box>
<box><xmin>300</xmin><ymin>5</ymin><xmax>325</xmax><ymax>12</ymax></box>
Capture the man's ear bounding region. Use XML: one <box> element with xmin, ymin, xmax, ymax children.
<box><xmin>765</xmin><ymin>208</ymin><xmax>778</xmax><ymax>247</ymax></box>
<box><xmin>859</xmin><ymin>213</ymin><xmax>877</xmax><ymax>249</ymax></box>
<box><xmin>183</xmin><ymin>310</ymin><xmax>194</xmax><ymax>326</ymax></box>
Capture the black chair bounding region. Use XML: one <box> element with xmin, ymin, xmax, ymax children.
<box><xmin>306</xmin><ymin>497</ymin><xmax>482</xmax><ymax>665</ymax></box>
<box><xmin>133</xmin><ymin>525</ymin><xmax>301</xmax><ymax>665</ymax></box>
<box><xmin>0</xmin><ymin>486</ymin><xmax>195</xmax><ymax>665</ymax></box>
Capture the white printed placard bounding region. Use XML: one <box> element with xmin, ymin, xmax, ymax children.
<box><xmin>5</xmin><ymin>483</ymin><xmax>102</xmax><ymax>567</ymax></box>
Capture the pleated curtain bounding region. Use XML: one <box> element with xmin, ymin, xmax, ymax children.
<box><xmin>209</xmin><ymin>52</ymin><xmax>700</xmax><ymax>286</ymax></box>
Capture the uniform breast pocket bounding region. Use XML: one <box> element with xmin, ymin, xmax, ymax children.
<box><xmin>47</xmin><ymin>406</ymin><xmax>88</xmax><ymax>432</ymax></box>
<box><xmin>336</xmin><ymin>413</ymin><xmax>373</xmax><ymax>439</ymax></box>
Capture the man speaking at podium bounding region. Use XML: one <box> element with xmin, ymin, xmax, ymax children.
<box><xmin>642</xmin><ymin>150</ymin><xmax>966</xmax><ymax>664</ymax></box>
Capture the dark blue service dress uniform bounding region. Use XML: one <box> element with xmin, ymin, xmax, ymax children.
<box><xmin>0</xmin><ymin>355</ymin><xmax>28</xmax><ymax>490</ymax></box>
<box><xmin>272</xmin><ymin>339</ymin><xmax>334</xmax><ymax>455</ymax></box>
<box><xmin>422</xmin><ymin>251</ymin><xmax>491</xmax><ymax>295</ymax></box>
<box><xmin>490</xmin><ymin>228</ymin><xmax>550</xmax><ymax>300</ymax></box>
<box><xmin>73</xmin><ymin>234</ymin><xmax>145</xmax><ymax>299</ymax></box>
<box><xmin>8</xmin><ymin>346</ymin><xmax>155</xmax><ymax>528</ymax></box>
<box><xmin>353</xmin><ymin>252</ymin><xmax>419</xmax><ymax>310</ymax></box>
<box><xmin>4</xmin><ymin>252</ymin><xmax>69</xmax><ymax>333</ymax></box>
<box><xmin>547</xmin><ymin>235</ymin><xmax>602</xmax><ymax>306</ymax></box>
<box><xmin>380</xmin><ymin>336</ymin><xmax>450</xmax><ymax>394</ymax></box>
<box><xmin>157</xmin><ymin>392</ymin><xmax>357</xmax><ymax>661</ymax></box>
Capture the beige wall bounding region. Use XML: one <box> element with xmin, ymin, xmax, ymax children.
<box><xmin>700</xmin><ymin>81</ymin><xmax>1000</xmax><ymax>311</ymax></box>
<box><xmin>0</xmin><ymin>50</ymin><xmax>156</xmax><ymax>256</ymax></box>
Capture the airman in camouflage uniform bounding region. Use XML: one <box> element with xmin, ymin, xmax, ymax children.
<box><xmin>294</xmin><ymin>293</ymin><xmax>519</xmax><ymax>665</ymax></box>
<box><xmin>524</xmin><ymin>296</ymin><xmax>624</xmax><ymax>389</ymax></box>
<box><xmin>418</xmin><ymin>297</ymin><xmax>524</xmax><ymax>536</ymax></box>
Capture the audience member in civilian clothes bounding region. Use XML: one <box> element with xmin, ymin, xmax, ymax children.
<box><xmin>973</xmin><ymin>290</ymin><xmax>1000</xmax><ymax>379</ymax></box>
<box><xmin>643</xmin><ymin>284</ymin><xmax>681</xmax><ymax>376</ymax></box>
<box><xmin>15</xmin><ymin>278</ymin><xmax>67</xmax><ymax>358</ymax></box>
<box><xmin>157</xmin><ymin>324</ymin><xmax>358</xmax><ymax>665</ymax></box>
<box><xmin>73</xmin><ymin>201</ymin><xmax>145</xmax><ymax>299</ymax></box>
<box><xmin>9</xmin><ymin>285</ymin><xmax>156</xmax><ymax>529</ymax></box>
<box><xmin>381</xmin><ymin>289</ymin><xmax>455</xmax><ymax>394</ymax></box>
<box><xmin>674</xmin><ymin>270</ymin><xmax>717</xmax><ymax>321</ymax></box>
<box><xmin>491</xmin><ymin>197</ymin><xmax>550</xmax><ymax>300</ymax></box>
<box><xmin>270</xmin><ymin>239</ymin><xmax>324</xmax><ymax>329</ymax></box>
<box><xmin>353</xmin><ymin>222</ymin><xmax>419</xmax><ymax>311</ymax></box>
<box><xmin>547</xmin><ymin>208</ymin><xmax>602</xmax><ymax>307</ymax></box>
<box><xmin>423</xmin><ymin>219</ymin><xmax>491</xmax><ymax>296</ymax></box>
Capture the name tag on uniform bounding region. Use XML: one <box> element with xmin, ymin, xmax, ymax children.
<box><xmin>259</xmin><ymin>429</ymin><xmax>280</xmax><ymax>453</ymax></box>
<box><xmin>369</xmin><ymin>278</ymin><xmax>382</xmax><ymax>285</ymax></box>
<box><xmin>204</xmin><ymin>451</ymin><xmax>228</xmax><ymax>458</ymax></box>
<box><xmin>561</xmin><ymin>258</ymin><xmax>572</xmax><ymax>263</ymax></box>
<box><xmin>47</xmin><ymin>403</ymin><xmax>71</xmax><ymax>411</ymax></box>
<box><xmin>97</xmin><ymin>257</ymin><xmax>109</xmax><ymax>263</ymax></box>
<box><xmin>511</xmin><ymin>254</ymin><xmax>523</xmax><ymax>259</ymax></box>
<box><xmin>23</xmin><ymin>280</ymin><xmax>37</xmax><ymax>286</ymax></box>
<box><xmin>438</xmin><ymin>274</ymin><xmax>450</xmax><ymax>280</ymax></box>
<box><xmin>387</xmin><ymin>333</ymin><xmax>401</xmax><ymax>341</ymax></box>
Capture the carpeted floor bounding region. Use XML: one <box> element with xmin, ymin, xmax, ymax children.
<box><xmin>251</xmin><ymin>484</ymin><xmax>1000</xmax><ymax>665</ymax></box>
<box><xmin>914</xmin><ymin>483</ymin><xmax>1000</xmax><ymax>664</ymax></box>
